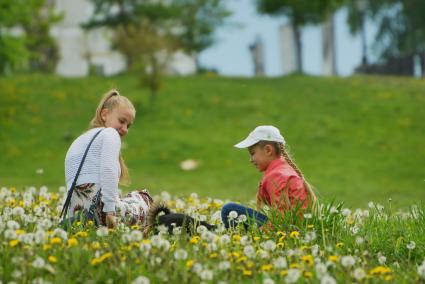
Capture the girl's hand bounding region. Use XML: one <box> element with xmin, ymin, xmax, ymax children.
<box><xmin>105</xmin><ymin>212</ymin><xmax>117</xmax><ymax>229</ymax></box>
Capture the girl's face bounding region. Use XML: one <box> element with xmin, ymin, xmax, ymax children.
<box><xmin>101</xmin><ymin>104</ymin><xmax>135</xmax><ymax>137</ymax></box>
<box><xmin>248</xmin><ymin>144</ymin><xmax>275</xmax><ymax>172</ymax></box>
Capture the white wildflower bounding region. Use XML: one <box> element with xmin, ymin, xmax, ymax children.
<box><xmin>407</xmin><ymin>241</ymin><xmax>416</xmax><ymax>250</ymax></box>
<box><xmin>330</xmin><ymin>206</ymin><xmax>338</xmax><ymax>214</ymax></box>
<box><xmin>273</xmin><ymin>257</ymin><xmax>287</xmax><ymax>269</ymax></box>
<box><xmin>303</xmin><ymin>213</ymin><xmax>312</xmax><ymax>219</ymax></box>
<box><xmin>131</xmin><ymin>276</ymin><xmax>150</xmax><ymax>284</ymax></box>
<box><xmin>285</xmin><ymin>269</ymin><xmax>301</xmax><ymax>284</ymax></box>
<box><xmin>315</xmin><ymin>262</ymin><xmax>328</xmax><ymax>278</ymax></box>
<box><xmin>12</xmin><ymin>207</ymin><xmax>25</xmax><ymax>217</ymax></box>
<box><xmin>341</xmin><ymin>208</ymin><xmax>351</xmax><ymax>216</ymax></box>
<box><xmin>196</xmin><ymin>225</ymin><xmax>207</xmax><ymax>234</ymax></box>
<box><xmin>7</xmin><ymin>220</ymin><xmax>20</xmax><ymax>230</ymax></box>
<box><xmin>417</xmin><ymin>260</ymin><xmax>425</xmax><ymax>279</ymax></box>
<box><xmin>368</xmin><ymin>202</ymin><xmax>374</xmax><ymax>209</ymax></box>
<box><xmin>4</xmin><ymin>229</ymin><xmax>17</xmax><ymax>240</ymax></box>
<box><xmin>34</xmin><ymin>230</ymin><xmax>46</xmax><ymax>244</ymax></box>
<box><xmin>320</xmin><ymin>275</ymin><xmax>336</xmax><ymax>284</ymax></box>
<box><xmin>218</xmin><ymin>261</ymin><xmax>230</xmax><ymax>270</ymax></box>
<box><xmin>32</xmin><ymin>257</ymin><xmax>46</xmax><ymax>269</ymax></box>
<box><xmin>263</xmin><ymin>278</ymin><xmax>274</xmax><ymax>284</ymax></box>
<box><xmin>261</xmin><ymin>240</ymin><xmax>276</xmax><ymax>251</ymax></box>
<box><xmin>172</xmin><ymin>227</ymin><xmax>182</xmax><ymax>235</ymax></box>
<box><xmin>228</xmin><ymin>211</ymin><xmax>238</xmax><ymax>220</ymax></box>
<box><xmin>378</xmin><ymin>255</ymin><xmax>386</xmax><ymax>265</ymax></box>
<box><xmin>174</xmin><ymin>249</ymin><xmax>188</xmax><ymax>260</ymax></box>
<box><xmin>220</xmin><ymin>234</ymin><xmax>230</xmax><ymax>245</ymax></box>
<box><xmin>341</xmin><ymin>255</ymin><xmax>355</xmax><ymax>268</ymax></box>
<box><xmin>243</xmin><ymin>245</ymin><xmax>256</xmax><ymax>258</ymax></box>
<box><xmin>199</xmin><ymin>269</ymin><xmax>213</xmax><ymax>281</ymax></box>
<box><xmin>353</xmin><ymin>267</ymin><xmax>366</xmax><ymax>281</ymax></box>
<box><xmin>351</xmin><ymin>226</ymin><xmax>359</xmax><ymax>235</ymax></box>
<box><xmin>355</xmin><ymin>236</ymin><xmax>364</xmax><ymax>245</ymax></box>
<box><xmin>237</xmin><ymin>214</ymin><xmax>247</xmax><ymax>223</ymax></box>
<box><xmin>96</xmin><ymin>227</ymin><xmax>109</xmax><ymax>237</ymax></box>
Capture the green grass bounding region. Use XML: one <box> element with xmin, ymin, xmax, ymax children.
<box><xmin>1</xmin><ymin>73</ymin><xmax>424</xmax><ymax>209</ymax></box>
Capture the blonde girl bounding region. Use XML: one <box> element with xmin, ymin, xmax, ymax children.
<box><xmin>64</xmin><ymin>90</ymin><xmax>152</xmax><ymax>228</ymax></box>
<box><xmin>221</xmin><ymin>125</ymin><xmax>316</xmax><ymax>229</ymax></box>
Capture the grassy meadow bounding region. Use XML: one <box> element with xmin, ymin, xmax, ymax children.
<box><xmin>1</xmin><ymin>73</ymin><xmax>425</xmax><ymax>208</ymax></box>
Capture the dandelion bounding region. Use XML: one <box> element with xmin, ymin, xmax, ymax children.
<box><xmin>174</xmin><ymin>249</ymin><xmax>188</xmax><ymax>260</ymax></box>
<box><xmin>242</xmin><ymin>270</ymin><xmax>252</xmax><ymax>276</ymax></box>
<box><xmin>199</xmin><ymin>269</ymin><xmax>213</xmax><ymax>281</ymax></box>
<box><xmin>261</xmin><ymin>240</ymin><xmax>276</xmax><ymax>251</ymax></box>
<box><xmin>263</xmin><ymin>278</ymin><xmax>274</xmax><ymax>284</ymax></box>
<box><xmin>190</xmin><ymin>236</ymin><xmax>200</xmax><ymax>244</ymax></box>
<box><xmin>186</xmin><ymin>260</ymin><xmax>194</xmax><ymax>269</ymax></box>
<box><xmin>243</xmin><ymin>245</ymin><xmax>256</xmax><ymax>258</ymax></box>
<box><xmin>48</xmin><ymin>256</ymin><xmax>57</xmax><ymax>263</ymax></box>
<box><xmin>341</xmin><ymin>255</ymin><xmax>355</xmax><ymax>268</ymax></box>
<box><xmin>406</xmin><ymin>241</ymin><xmax>416</xmax><ymax>250</ymax></box>
<box><xmin>301</xmin><ymin>255</ymin><xmax>314</xmax><ymax>266</ymax></box>
<box><xmin>320</xmin><ymin>275</ymin><xmax>336</xmax><ymax>284</ymax></box>
<box><xmin>341</xmin><ymin>208</ymin><xmax>351</xmax><ymax>216</ymax></box>
<box><xmin>335</xmin><ymin>242</ymin><xmax>344</xmax><ymax>248</ymax></box>
<box><xmin>303</xmin><ymin>213</ymin><xmax>312</xmax><ymax>219</ymax></box>
<box><xmin>328</xmin><ymin>255</ymin><xmax>339</xmax><ymax>262</ymax></box>
<box><xmin>131</xmin><ymin>276</ymin><xmax>150</xmax><ymax>284</ymax></box>
<box><xmin>285</xmin><ymin>269</ymin><xmax>301</xmax><ymax>284</ymax></box>
<box><xmin>315</xmin><ymin>262</ymin><xmax>328</xmax><ymax>278</ymax></box>
<box><xmin>7</xmin><ymin>220</ymin><xmax>20</xmax><ymax>230</ymax></box>
<box><xmin>378</xmin><ymin>255</ymin><xmax>387</xmax><ymax>265</ymax></box>
<box><xmin>228</xmin><ymin>211</ymin><xmax>238</xmax><ymax>220</ymax></box>
<box><xmin>32</xmin><ymin>257</ymin><xmax>46</xmax><ymax>269</ymax></box>
<box><xmin>67</xmin><ymin>238</ymin><xmax>78</xmax><ymax>247</ymax></box>
<box><xmin>353</xmin><ymin>267</ymin><xmax>366</xmax><ymax>280</ymax></box>
<box><xmin>369</xmin><ymin>266</ymin><xmax>392</xmax><ymax>276</ymax></box>
<box><xmin>417</xmin><ymin>261</ymin><xmax>425</xmax><ymax>279</ymax></box>
<box><xmin>218</xmin><ymin>261</ymin><xmax>230</xmax><ymax>270</ymax></box>
<box><xmin>273</xmin><ymin>257</ymin><xmax>287</xmax><ymax>269</ymax></box>
<box><xmin>261</xmin><ymin>264</ymin><xmax>273</xmax><ymax>272</ymax></box>
<box><xmin>12</xmin><ymin>206</ymin><xmax>25</xmax><ymax>216</ymax></box>
<box><xmin>289</xmin><ymin>231</ymin><xmax>299</xmax><ymax>238</ymax></box>
<box><xmin>9</xmin><ymin>239</ymin><xmax>20</xmax><ymax>247</ymax></box>
<box><xmin>96</xmin><ymin>227</ymin><xmax>109</xmax><ymax>237</ymax></box>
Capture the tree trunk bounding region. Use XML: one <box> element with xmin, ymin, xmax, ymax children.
<box><xmin>293</xmin><ymin>24</ymin><xmax>303</xmax><ymax>73</ymax></box>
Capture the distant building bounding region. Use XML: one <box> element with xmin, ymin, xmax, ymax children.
<box><xmin>322</xmin><ymin>15</ymin><xmax>337</xmax><ymax>76</ymax></box>
<box><xmin>50</xmin><ymin>0</ymin><xmax>196</xmax><ymax>77</ymax></box>
<box><xmin>279</xmin><ymin>24</ymin><xmax>297</xmax><ymax>75</ymax></box>
<box><xmin>249</xmin><ymin>35</ymin><xmax>265</xmax><ymax>76</ymax></box>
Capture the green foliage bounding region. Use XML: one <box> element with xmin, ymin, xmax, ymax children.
<box><xmin>346</xmin><ymin>0</ymin><xmax>425</xmax><ymax>60</ymax></box>
<box><xmin>0</xmin><ymin>0</ymin><xmax>61</xmax><ymax>74</ymax></box>
<box><xmin>1</xmin><ymin>74</ymin><xmax>425</xmax><ymax>209</ymax></box>
<box><xmin>173</xmin><ymin>0</ymin><xmax>231</xmax><ymax>70</ymax></box>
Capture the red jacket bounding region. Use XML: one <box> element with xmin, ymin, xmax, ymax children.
<box><xmin>257</xmin><ymin>158</ymin><xmax>308</xmax><ymax>210</ymax></box>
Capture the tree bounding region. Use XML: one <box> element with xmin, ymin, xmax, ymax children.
<box><xmin>256</xmin><ymin>0</ymin><xmax>343</xmax><ymax>73</ymax></box>
<box><xmin>0</xmin><ymin>0</ymin><xmax>61</xmax><ymax>74</ymax></box>
<box><xmin>346</xmin><ymin>0</ymin><xmax>425</xmax><ymax>74</ymax></box>
<box><xmin>172</xmin><ymin>0</ymin><xmax>231</xmax><ymax>71</ymax></box>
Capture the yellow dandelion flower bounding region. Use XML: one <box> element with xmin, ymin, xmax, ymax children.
<box><xmin>369</xmin><ymin>266</ymin><xmax>392</xmax><ymax>276</ymax></box>
<box><xmin>277</xmin><ymin>242</ymin><xmax>285</xmax><ymax>249</ymax></box>
<box><xmin>91</xmin><ymin>258</ymin><xmax>101</xmax><ymax>266</ymax></box>
<box><xmin>261</xmin><ymin>264</ymin><xmax>273</xmax><ymax>271</ymax></box>
<box><xmin>91</xmin><ymin>241</ymin><xmax>101</xmax><ymax>250</ymax></box>
<box><xmin>43</xmin><ymin>244</ymin><xmax>52</xmax><ymax>251</ymax></box>
<box><xmin>9</xmin><ymin>240</ymin><xmax>20</xmax><ymax>247</ymax></box>
<box><xmin>232</xmin><ymin>235</ymin><xmax>241</xmax><ymax>242</ymax></box>
<box><xmin>290</xmin><ymin>263</ymin><xmax>299</xmax><ymax>269</ymax></box>
<box><xmin>131</xmin><ymin>225</ymin><xmax>140</xmax><ymax>230</ymax></box>
<box><xmin>75</xmin><ymin>221</ymin><xmax>82</xmax><ymax>226</ymax></box>
<box><xmin>186</xmin><ymin>260</ymin><xmax>194</xmax><ymax>269</ymax></box>
<box><xmin>303</xmin><ymin>271</ymin><xmax>313</xmax><ymax>278</ymax></box>
<box><xmin>243</xmin><ymin>270</ymin><xmax>252</xmax><ymax>276</ymax></box>
<box><xmin>246</xmin><ymin>261</ymin><xmax>254</xmax><ymax>268</ymax></box>
<box><xmin>231</xmin><ymin>252</ymin><xmax>241</xmax><ymax>258</ymax></box>
<box><xmin>67</xmin><ymin>238</ymin><xmax>78</xmax><ymax>247</ymax></box>
<box><xmin>48</xmin><ymin>256</ymin><xmax>57</xmax><ymax>263</ymax></box>
<box><xmin>280</xmin><ymin>270</ymin><xmax>288</xmax><ymax>276</ymax></box>
<box><xmin>253</xmin><ymin>236</ymin><xmax>260</xmax><ymax>242</ymax></box>
<box><xmin>307</xmin><ymin>224</ymin><xmax>314</xmax><ymax>229</ymax></box>
<box><xmin>87</xmin><ymin>221</ymin><xmax>94</xmax><ymax>226</ymax></box>
<box><xmin>99</xmin><ymin>252</ymin><xmax>112</xmax><ymax>262</ymax></box>
<box><xmin>19</xmin><ymin>201</ymin><xmax>25</xmax><ymax>207</ymax></box>
<box><xmin>209</xmin><ymin>253</ymin><xmax>218</xmax><ymax>258</ymax></box>
<box><xmin>301</xmin><ymin>255</ymin><xmax>314</xmax><ymax>266</ymax></box>
<box><xmin>384</xmin><ymin>275</ymin><xmax>394</xmax><ymax>281</ymax></box>
<box><xmin>103</xmin><ymin>242</ymin><xmax>109</xmax><ymax>248</ymax></box>
<box><xmin>16</xmin><ymin>229</ymin><xmax>26</xmax><ymax>235</ymax></box>
<box><xmin>290</xmin><ymin>231</ymin><xmax>300</xmax><ymax>238</ymax></box>
<box><xmin>11</xmin><ymin>187</ymin><xmax>16</xmax><ymax>192</ymax></box>
<box><xmin>142</xmin><ymin>239</ymin><xmax>151</xmax><ymax>244</ymax></box>
<box><xmin>190</xmin><ymin>236</ymin><xmax>200</xmax><ymax>244</ymax></box>
<box><xmin>237</xmin><ymin>256</ymin><xmax>247</xmax><ymax>263</ymax></box>
<box><xmin>300</xmin><ymin>245</ymin><xmax>309</xmax><ymax>251</ymax></box>
<box><xmin>336</xmin><ymin>242</ymin><xmax>344</xmax><ymax>248</ymax></box>
<box><xmin>277</xmin><ymin>231</ymin><xmax>286</xmax><ymax>238</ymax></box>
<box><xmin>50</xmin><ymin>237</ymin><xmax>62</xmax><ymax>245</ymax></box>
<box><xmin>74</xmin><ymin>231</ymin><xmax>88</xmax><ymax>238</ymax></box>
<box><xmin>51</xmin><ymin>193</ymin><xmax>59</xmax><ymax>200</ymax></box>
<box><xmin>328</xmin><ymin>255</ymin><xmax>339</xmax><ymax>262</ymax></box>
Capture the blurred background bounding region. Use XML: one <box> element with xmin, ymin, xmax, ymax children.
<box><xmin>1</xmin><ymin>0</ymin><xmax>424</xmax><ymax>209</ymax></box>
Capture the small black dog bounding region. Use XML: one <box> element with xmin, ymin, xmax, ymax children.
<box><xmin>146</xmin><ymin>202</ymin><xmax>216</xmax><ymax>235</ymax></box>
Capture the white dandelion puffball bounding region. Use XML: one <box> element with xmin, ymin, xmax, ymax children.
<box><xmin>179</xmin><ymin>159</ymin><xmax>199</xmax><ymax>171</ymax></box>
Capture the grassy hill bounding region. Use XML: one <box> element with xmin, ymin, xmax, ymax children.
<box><xmin>1</xmin><ymin>73</ymin><xmax>424</xmax><ymax>208</ymax></box>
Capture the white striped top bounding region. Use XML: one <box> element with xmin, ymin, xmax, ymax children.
<box><xmin>65</xmin><ymin>127</ymin><xmax>121</xmax><ymax>212</ymax></box>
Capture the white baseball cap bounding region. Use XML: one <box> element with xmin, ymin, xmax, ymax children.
<box><xmin>234</xmin><ymin>125</ymin><xmax>286</xmax><ymax>148</ymax></box>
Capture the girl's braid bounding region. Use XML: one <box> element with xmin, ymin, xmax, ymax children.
<box><xmin>278</xmin><ymin>143</ymin><xmax>303</xmax><ymax>178</ymax></box>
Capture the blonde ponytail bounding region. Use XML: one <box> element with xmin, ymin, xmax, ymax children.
<box><xmin>89</xmin><ymin>89</ymin><xmax>135</xmax><ymax>185</ymax></box>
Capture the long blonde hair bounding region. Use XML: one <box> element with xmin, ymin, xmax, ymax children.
<box><xmin>258</xmin><ymin>141</ymin><xmax>317</xmax><ymax>209</ymax></box>
<box><xmin>89</xmin><ymin>89</ymin><xmax>135</xmax><ymax>185</ymax></box>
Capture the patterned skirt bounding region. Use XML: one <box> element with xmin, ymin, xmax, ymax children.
<box><xmin>68</xmin><ymin>183</ymin><xmax>153</xmax><ymax>227</ymax></box>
